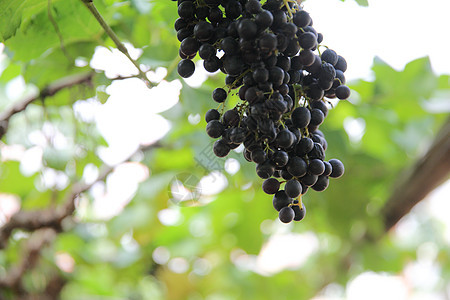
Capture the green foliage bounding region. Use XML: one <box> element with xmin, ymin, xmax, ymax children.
<box><xmin>338</xmin><ymin>0</ymin><xmax>368</xmax><ymax>6</ymax></box>
<box><xmin>0</xmin><ymin>0</ymin><xmax>448</xmax><ymax>299</ymax></box>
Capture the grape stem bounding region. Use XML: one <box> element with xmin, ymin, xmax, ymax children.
<box><xmin>282</xmin><ymin>0</ymin><xmax>300</xmax><ymax>19</ymax></box>
<box><xmin>79</xmin><ymin>0</ymin><xmax>152</xmax><ymax>88</ymax></box>
<box><xmin>227</xmin><ymin>68</ymin><xmax>251</xmax><ymax>91</ymax></box>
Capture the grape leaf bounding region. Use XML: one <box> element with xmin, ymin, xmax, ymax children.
<box><xmin>4</xmin><ymin>0</ymin><xmax>105</xmax><ymax>62</ymax></box>
<box><xmin>340</xmin><ymin>0</ymin><xmax>369</xmax><ymax>6</ymax></box>
<box><xmin>355</xmin><ymin>0</ymin><xmax>369</xmax><ymax>6</ymax></box>
<box><xmin>0</xmin><ymin>0</ymin><xmax>63</xmax><ymax>41</ymax></box>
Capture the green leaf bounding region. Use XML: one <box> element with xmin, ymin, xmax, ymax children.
<box><xmin>355</xmin><ymin>0</ymin><xmax>369</xmax><ymax>6</ymax></box>
<box><xmin>0</xmin><ymin>61</ymin><xmax>21</xmax><ymax>82</ymax></box>
<box><xmin>0</xmin><ymin>0</ymin><xmax>65</xmax><ymax>41</ymax></box>
<box><xmin>4</xmin><ymin>0</ymin><xmax>103</xmax><ymax>61</ymax></box>
<box><xmin>22</xmin><ymin>41</ymin><xmax>97</xmax><ymax>87</ymax></box>
<box><xmin>0</xmin><ymin>0</ymin><xmax>34</xmax><ymax>41</ymax></box>
<box><xmin>0</xmin><ymin>161</ymin><xmax>37</xmax><ymax>197</ymax></box>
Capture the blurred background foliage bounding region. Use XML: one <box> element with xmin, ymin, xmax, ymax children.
<box><xmin>0</xmin><ymin>0</ymin><xmax>449</xmax><ymax>299</ymax></box>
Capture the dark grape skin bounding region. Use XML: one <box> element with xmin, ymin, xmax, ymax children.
<box><xmin>237</xmin><ymin>19</ymin><xmax>258</xmax><ymax>40</ymax></box>
<box><xmin>273</xmin><ymin>190</ymin><xmax>292</xmax><ymax>211</ymax></box>
<box><xmin>256</xmin><ymin>160</ymin><xmax>275</xmax><ymax>179</ymax></box>
<box><xmin>251</xmin><ymin>149</ymin><xmax>267</xmax><ymax>164</ymax></box>
<box><xmin>329</xmin><ymin>159</ymin><xmax>345</xmax><ymax>178</ymax></box>
<box><xmin>310</xmin><ymin>108</ymin><xmax>325</xmax><ymax>126</ymax></box>
<box><xmin>275</xmin><ymin>129</ymin><xmax>294</xmax><ymax>148</ymax></box>
<box><xmin>245</xmin><ymin>0</ymin><xmax>262</xmax><ymax>14</ymax></box>
<box><xmin>178</xmin><ymin>1</ymin><xmax>195</xmax><ymax>19</ymax></box>
<box><xmin>321</xmin><ymin>48</ymin><xmax>338</xmax><ymax>65</ymax></box>
<box><xmin>323</xmin><ymin>161</ymin><xmax>332</xmax><ymax>176</ymax></box>
<box><xmin>286</xmin><ymin>157</ymin><xmax>308</xmax><ymax>177</ymax></box>
<box><xmin>180</xmin><ymin>37</ymin><xmax>199</xmax><ymax>56</ymax></box>
<box><xmin>229</xmin><ymin>127</ymin><xmax>246</xmax><ymax>143</ymax></box>
<box><xmin>208</xmin><ymin>6</ymin><xmax>223</xmax><ymax>23</ymax></box>
<box><xmin>308</xmin><ymin>142</ymin><xmax>325</xmax><ymax>161</ymax></box>
<box><xmin>253</xmin><ymin>68</ymin><xmax>269</xmax><ymax>83</ymax></box>
<box><xmin>259</xmin><ymin>33</ymin><xmax>277</xmax><ymax>52</ymax></box>
<box><xmin>205</xmin><ymin>109</ymin><xmax>220</xmax><ymax>122</ymax></box>
<box><xmin>334</xmin><ymin>70</ymin><xmax>346</xmax><ymax>88</ymax></box>
<box><xmin>292</xmin><ymin>10</ymin><xmax>311</xmax><ymax>28</ymax></box>
<box><xmin>285</xmin><ymin>179</ymin><xmax>302</xmax><ymax>198</ymax></box>
<box><xmin>206</xmin><ymin>120</ymin><xmax>224</xmax><ymax>138</ymax></box>
<box><xmin>213</xmin><ymin>139</ymin><xmax>230</xmax><ymax>157</ymax></box>
<box><xmin>177</xmin><ymin>59</ymin><xmax>195</xmax><ymax>78</ymax></box>
<box><xmin>319</xmin><ymin>62</ymin><xmax>336</xmax><ymax>82</ymax></box>
<box><xmin>291</xmin><ymin>107</ymin><xmax>311</xmax><ymax>129</ymax></box>
<box><xmin>243</xmin><ymin>149</ymin><xmax>252</xmax><ymax>162</ymax></box>
<box><xmin>298</xmin><ymin>32</ymin><xmax>317</xmax><ymax>50</ymax></box>
<box><xmin>223</xmin><ymin>109</ymin><xmax>239</xmax><ymax>127</ymax></box>
<box><xmin>279</xmin><ymin>206</ymin><xmax>295</xmax><ymax>223</ymax></box>
<box><xmin>255</xmin><ymin>9</ymin><xmax>274</xmax><ymax>29</ymax></box>
<box><xmin>199</xmin><ymin>43</ymin><xmax>216</xmax><ymax>60</ymax></box>
<box><xmin>281</xmin><ymin>169</ymin><xmax>293</xmax><ymax>180</ymax></box>
<box><xmin>295</xmin><ymin>137</ymin><xmax>314</xmax><ymax>156</ymax></box>
<box><xmin>204</xmin><ymin>56</ymin><xmax>221</xmax><ymax>72</ymax></box>
<box><xmin>301</xmin><ymin>173</ymin><xmax>318</xmax><ymax>186</ymax></box>
<box><xmin>335</xmin><ymin>85</ymin><xmax>351</xmax><ymax>100</ymax></box>
<box><xmin>308</xmin><ymin>159</ymin><xmax>325</xmax><ymax>176</ymax></box>
<box><xmin>311</xmin><ymin>100</ymin><xmax>328</xmax><ymax>117</ymax></box>
<box><xmin>335</xmin><ymin>55</ymin><xmax>348</xmax><ymax>72</ymax></box>
<box><xmin>212</xmin><ymin>88</ymin><xmax>228</xmax><ymax>103</ymax></box>
<box><xmin>298</xmin><ymin>49</ymin><xmax>315</xmax><ymax>66</ymax></box>
<box><xmin>262</xmin><ymin>178</ymin><xmax>280</xmax><ymax>194</ymax></box>
<box><xmin>174</xmin><ymin>1</ymin><xmax>351</xmax><ymax>223</ymax></box>
<box><xmin>311</xmin><ymin>175</ymin><xmax>329</xmax><ymax>191</ymax></box>
<box><xmin>174</xmin><ymin>18</ymin><xmax>188</xmax><ymax>31</ymax></box>
<box><xmin>194</xmin><ymin>21</ymin><xmax>214</xmax><ymax>41</ymax></box>
<box><xmin>292</xmin><ymin>203</ymin><xmax>306</xmax><ymax>221</ymax></box>
<box><xmin>221</xmin><ymin>36</ymin><xmax>240</xmax><ymax>55</ymax></box>
<box><xmin>271</xmin><ymin>150</ymin><xmax>289</xmax><ymax>168</ymax></box>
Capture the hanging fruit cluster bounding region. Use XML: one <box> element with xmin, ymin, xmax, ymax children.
<box><xmin>174</xmin><ymin>0</ymin><xmax>348</xmax><ymax>223</ymax></box>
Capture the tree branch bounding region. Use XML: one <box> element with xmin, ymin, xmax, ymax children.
<box><xmin>382</xmin><ymin>116</ymin><xmax>450</xmax><ymax>231</ymax></box>
<box><xmin>0</xmin><ymin>71</ymin><xmax>94</xmax><ymax>140</ymax></box>
<box><xmin>0</xmin><ymin>228</ymin><xmax>57</xmax><ymax>293</ymax></box>
<box><xmin>0</xmin><ymin>143</ymin><xmax>161</xmax><ymax>249</ymax></box>
<box><xmin>0</xmin><ymin>164</ymin><xmax>112</xmax><ymax>249</ymax></box>
<box><xmin>80</xmin><ymin>0</ymin><xmax>152</xmax><ymax>88</ymax></box>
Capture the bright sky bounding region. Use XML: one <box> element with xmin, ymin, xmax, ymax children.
<box><xmin>303</xmin><ymin>0</ymin><xmax>450</xmax><ymax>80</ymax></box>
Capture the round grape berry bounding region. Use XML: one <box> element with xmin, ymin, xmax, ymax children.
<box><xmin>262</xmin><ymin>178</ymin><xmax>280</xmax><ymax>194</ymax></box>
<box><xmin>279</xmin><ymin>206</ymin><xmax>295</xmax><ymax>223</ymax></box>
<box><xmin>212</xmin><ymin>88</ymin><xmax>228</xmax><ymax>103</ymax></box>
<box><xmin>177</xmin><ymin>59</ymin><xmax>195</xmax><ymax>78</ymax></box>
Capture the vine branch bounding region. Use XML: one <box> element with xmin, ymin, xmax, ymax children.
<box><xmin>80</xmin><ymin>0</ymin><xmax>152</xmax><ymax>87</ymax></box>
<box><xmin>0</xmin><ymin>164</ymin><xmax>111</xmax><ymax>249</ymax></box>
<box><xmin>382</xmin><ymin>116</ymin><xmax>450</xmax><ymax>231</ymax></box>
<box><xmin>0</xmin><ymin>228</ymin><xmax>57</xmax><ymax>293</ymax></box>
<box><xmin>0</xmin><ymin>143</ymin><xmax>161</xmax><ymax>250</ymax></box>
<box><xmin>0</xmin><ymin>71</ymin><xmax>94</xmax><ymax>140</ymax></box>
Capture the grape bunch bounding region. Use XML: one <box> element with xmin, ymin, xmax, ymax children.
<box><xmin>174</xmin><ymin>0</ymin><xmax>348</xmax><ymax>223</ymax></box>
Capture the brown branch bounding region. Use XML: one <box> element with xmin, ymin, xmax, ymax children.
<box><xmin>0</xmin><ymin>143</ymin><xmax>161</xmax><ymax>249</ymax></box>
<box><xmin>0</xmin><ymin>72</ymin><xmax>94</xmax><ymax>140</ymax></box>
<box><xmin>382</xmin><ymin>116</ymin><xmax>450</xmax><ymax>231</ymax></box>
<box><xmin>0</xmin><ymin>164</ymin><xmax>112</xmax><ymax>250</ymax></box>
<box><xmin>0</xmin><ymin>228</ymin><xmax>57</xmax><ymax>293</ymax></box>
<box><xmin>42</xmin><ymin>274</ymin><xmax>67</xmax><ymax>299</ymax></box>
